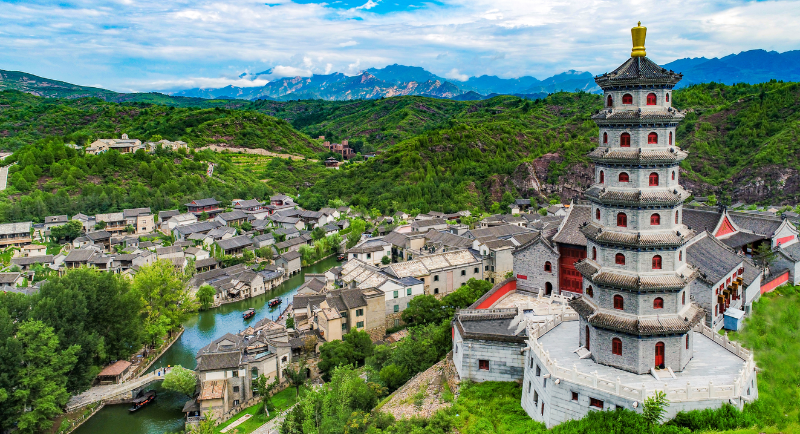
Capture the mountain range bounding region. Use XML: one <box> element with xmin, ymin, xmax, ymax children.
<box><xmin>2</xmin><ymin>49</ymin><xmax>800</xmax><ymax>103</ymax></box>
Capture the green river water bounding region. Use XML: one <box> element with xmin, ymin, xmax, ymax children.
<box><xmin>73</xmin><ymin>256</ymin><xmax>340</xmax><ymax>434</ymax></box>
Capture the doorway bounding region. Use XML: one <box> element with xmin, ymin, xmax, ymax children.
<box><xmin>655</xmin><ymin>342</ymin><xmax>665</xmax><ymax>368</ymax></box>
<box><xmin>585</xmin><ymin>326</ymin><xmax>590</xmax><ymax>351</ymax></box>
<box><xmin>545</xmin><ymin>282</ymin><xmax>553</xmax><ymax>296</ymax></box>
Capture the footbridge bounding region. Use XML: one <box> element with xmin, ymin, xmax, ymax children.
<box><xmin>65</xmin><ymin>368</ymin><xmax>172</xmax><ymax>412</ymax></box>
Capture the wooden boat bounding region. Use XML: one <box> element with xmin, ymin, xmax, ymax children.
<box><xmin>337</xmin><ymin>254</ymin><xmax>346</xmax><ymax>261</ymax></box>
<box><xmin>128</xmin><ymin>390</ymin><xmax>156</xmax><ymax>412</ymax></box>
<box><xmin>243</xmin><ymin>308</ymin><xmax>256</xmax><ymax>320</ymax></box>
<box><xmin>268</xmin><ymin>298</ymin><xmax>282</xmax><ymax>308</ymax></box>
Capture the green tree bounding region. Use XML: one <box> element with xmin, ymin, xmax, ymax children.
<box><xmin>49</xmin><ymin>220</ymin><xmax>83</xmax><ymax>242</ymax></box>
<box><xmin>134</xmin><ymin>260</ymin><xmax>190</xmax><ymax>345</ymax></box>
<box><xmin>347</xmin><ymin>219</ymin><xmax>367</xmax><ymax>248</ymax></box>
<box><xmin>255</xmin><ymin>374</ymin><xmax>279</xmax><ymax>416</ymax></box>
<box><xmin>402</xmin><ymin>295</ymin><xmax>447</xmax><ymax>326</ymax></box>
<box><xmin>94</xmin><ymin>220</ymin><xmax>107</xmax><ymax>230</ymax></box>
<box><xmin>753</xmin><ymin>243</ymin><xmax>777</xmax><ymax>270</ymax></box>
<box><xmin>162</xmin><ymin>366</ymin><xmax>197</xmax><ymax>398</ymax></box>
<box><xmin>642</xmin><ymin>390</ymin><xmax>669</xmax><ymax>430</ymax></box>
<box><xmin>13</xmin><ymin>320</ymin><xmax>79</xmax><ymax>434</ymax></box>
<box><xmin>283</xmin><ymin>361</ymin><xmax>307</xmax><ymax>399</ymax></box>
<box><xmin>379</xmin><ymin>364</ymin><xmax>406</xmax><ymax>392</ymax></box>
<box><xmin>706</xmin><ymin>194</ymin><xmax>718</xmax><ymax>206</ymax></box>
<box><xmin>317</xmin><ymin>340</ymin><xmax>354</xmax><ymax>380</ymax></box>
<box><xmin>381</xmin><ymin>255</ymin><xmax>391</xmax><ymax>265</ymax></box>
<box><xmin>196</xmin><ymin>285</ymin><xmax>216</xmax><ymax>310</ymax></box>
<box><xmin>286</xmin><ymin>315</ymin><xmax>295</xmax><ymax>329</ymax></box>
<box><xmin>311</xmin><ymin>226</ymin><xmax>326</xmax><ymax>240</ymax></box>
<box><xmin>343</xmin><ymin>329</ymin><xmax>374</xmax><ymax>366</ymax></box>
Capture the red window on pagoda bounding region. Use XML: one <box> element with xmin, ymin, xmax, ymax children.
<box><xmin>613</xmin><ymin>294</ymin><xmax>624</xmax><ymax>309</ymax></box>
<box><xmin>669</xmin><ymin>132</ymin><xmax>673</xmax><ymax>145</ymax></box>
<box><xmin>675</xmin><ymin>212</ymin><xmax>679</xmax><ymax>224</ymax></box>
<box><xmin>612</xmin><ymin>338</ymin><xmax>622</xmax><ymax>355</ymax></box>
<box><xmin>649</xmin><ymin>172</ymin><xmax>659</xmax><ymax>186</ymax></box>
<box><xmin>615</xmin><ymin>253</ymin><xmax>626</xmax><ymax>265</ymax></box>
<box><xmin>652</xmin><ymin>255</ymin><xmax>662</xmax><ymax>270</ymax></box>
<box><xmin>679</xmin><ymin>251</ymin><xmax>683</xmax><ymax>261</ymax></box>
<box><xmin>648</xmin><ymin>132</ymin><xmax>658</xmax><ymax>144</ymax></box>
<box><xmin>587</xmin><ymin>285</ymin><xmax>594</xmax><ymax>297</ymax></box>
<box><xmin>544</xmin><ymin>261</ymin><xmax>552</xmax><ymax>272</ymax></box>
<box><xmin>617</xmin><ymin>213</ymin><xmax>627</xmax><ymax>227</ymax></box>
<box><xmin>622</xmin><ymin>94</ymin><xmax>633</xmax><ymax>104</ymax></box>
<box><xmin>682</xmin><ymin>291</ymin><xmax>686</xmax><ymax>305</ymax></box>
<box><xmin>603</xmin><ymin>132</ymin><xmax>608</xmax><ymax>144</ymax></box>
<box><xmin>650</xmin><ymin>213</ymin><xmax>661</xmax><ymax>225</ymax></box>
<box><xmin>647</xmin><ymin>93</ymin><xmax>657</xmax><ymax>105</ymax></box>
<box><xmin>607</xmin><ymin>95</ymin><xmax>613</xmax><ymax>107</ymax></box>
<box><xmin>599</xmin><ymin>171</ymin><xmax>605</xmax><ymax>183</ymax></box>
<box><xmin>596</xmin><ymin>208</ymin><xmax>601</xmax><ymax>220</ymax></box>
<box><xmin>619</xmin><ymin>172</ymin><xmax>629</xmax><ymax>183</ymax></box>
<box><xmin>666</xmin><ymin>93</ymin><xmax>670</xmax><ymax>103</ymax></box>
<box><xmin>654</xmin><ymin>297</ymin><xmax>664</xmax><ymax>309</ymax></box>
<box><xmin>620</xmin><ymin>133</ymin><xmax>631</xmax><ymax>147</ymax></box>
<box><xmin>592</xmin><ymin>247</ymin><xmax>597</xmax><ymax>260</ymax></box>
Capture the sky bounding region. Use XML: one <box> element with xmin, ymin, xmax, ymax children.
<box><xmin>1</xmin><ymin>0</ymin><xmax>800</xmax><ymax>92</ymax></box>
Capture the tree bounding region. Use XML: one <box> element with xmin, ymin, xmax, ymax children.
<box><xmin>94</xmin><ymin>220</ymin><xmax>107</xmax><ymax>230</ymax></box>
<box><xmin>642</xmin><ymin>390</ymin><xmax>669</xmax><ymax>429</ymax></box>
<box><xmin>13</xmin><ymin>320</ymin><xmax>79</xmax><ymax>434</ymax></box>
<box><xmin>162</xmin><ymin>366</ymin><xmax>197</xmax><ymax>398</ymax></box>
<box><xmin>311</xmin><ymin>226</ymin><xmax>325</xmax><ymax>241</ymax></box>
<box><xmin>402</xmin><ymin>295</ymin><xmax>447</xmax><ymax>326</ymax></box>
<box><xmin>283</xmin><ymin>361</ymin><xmax>307</xmax><ymax>399</ymax></box>
<box><xmin>286</xmin><ymin>315</ymin><xmax>295</xmax><ymax>329</ymax></box>
<box><xmin>347</xmin><ymin>219</ymin><xmax>367</xmax><ymax>248</ymax></box>
<box><xmin>187</xmin><ymin>411</ymin><xmax>216</xmax><ymax>434</ymax></box>
<box><xmin>381</xmin><ymin>255</ymin><xmax>391</xmax><ymax>265</ymax></box>
<box><xmin>379</xmin><ymin>364</ymin><xmax>407</xmax><ymax>392</ymax></box>
<box><xmin>196</xmin><ymin>285</ymin><xmax>216</xmax><ymax>310</ymax></box>
<box><xmin>343</xmin><ymin>329</ymin><xmax>374</xmax><ymax>365</ymax></box>
<box><xmin>753</xmin><ymin>242</ymin><xmax>776</xmax><ymax>270</ymax></box>
<box><xmin>255</xmin><ymin>374</ymin><xmax>279</xmax><ymax>416</ymax></box>
<box><xmin>302</xmin><ymin>335</ymin><xmax>318</xmax><ymax>355</ymax></box>
<box><xmin>134</xmin><ymin>260</ymin><xmax>190</xmax><ymax>345</ymax></box>
<box><xmin>317</xmin><ymin>340</ymin><xmax>353</xmax><ymax>380</ymax></box>
<box><xmin>706</xmin><ymin>194</ymin><xmax>718</xmax><ymax>206</ymax></box>
<box><xmin>49</xmin><ymin>220</ymin><xmax>83</xmax><ymax>242</ymax></box>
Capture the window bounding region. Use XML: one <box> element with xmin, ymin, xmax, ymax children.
<box><xmin>675</xmin><ymin>212</ymin><xmax>679</xmax><ymax>224</ymax></box>
<box><xmin>479</xmin><ymin>360</ymin><xmax>489</xmax><ymax>371</ymax></box>
<box><xmin>534</xmin><ymin>390</ymin><xmax>539</xmax><ymax>404</ymax></box>
<box><xmin>587</xmin><ymin>285</ymin><xmax>593</xmax><ymax>297</ymax></box>
<box><xmin>474</xmin><ymin>267</ymin><xmax>479</xmax><ymax>273</ymax></box>
<box><xmin>590</xmin><ymin>398</ymin><xmax>604</xmax><ymax>409</ymax></box>
<box><xmin>620</xmin><ymin>132</ymin><xmax>631</xmax><ymax>147</ymax></box>
<box><xmin>652</xmin><ymin>255</ymin><xmax>662</xmax><ymax>270</ymax></box>
<box><xmin>607</xmin><ymin>95</ymin><xmax>613</xmax><ymax>106</ymax></box>
<box><xmin>686</xmin><ymin>334</ymin><xmax>690</xmax><ymax>349</ymax></box>
<box><xmin>234</xmin><ymin>399</ymin><xmax>240</xmax><ymax>406</ymax></box>
<box><xmin>356</xmin><ymin>308</ymin><xmax>364</xmax><ymax>316</ymax></box>
<box><xmin>530</xmin><ymin>357</ymin><xmax>534</xmax><ymax>368</ymax></box>
<box><xmin>407</xmin><ymin>288</ymin><xmax>412</xmax><ymax>296</ymax></box>
<box><xmin>434</xmin><ymin>275</ymin><xmax>439</xmax><ymax>282</ymax></box>
<box><xmin>603</xmin><ymin>132</ymin><xmax>608</xmax><ymax>144</ymax></box>
<box><xmin>650</xmin><ymin>213</ymin><xmax>661</xmax><ymax>226</ymax></box>
<box><xmin>592</xmin><ymin>247</ymin><xmax>597</xmax><ymax>260</ymax></box>
<box><xmin>622</xmin><ymin>94</ymin><xmax>633</xmax><ymax>105</ymax></box>
<box><xmin>485</xmin><ymin>265</ymin><xmax>489</xmax><ymax>271</ymax></box>
<box><xmin>572</xmin><ymin>392</ymin><xmax>579</xmax><ymax>401</ymax></box>
<box><xmin>544</xmin><ymin>261</ymin><xmax>552</xmax><ymax>272</ymax></box>
<box><xmin>394</xmin><ymin>305</ymin><xmax>399</xmax><ymax>313</ymax></box>
<box><xmin>599</xmin><ymin>170</ymin><xmax>605</xmax><ymax>183</ymax></box>
<box><xmin>617</xmin><ymin>213</ymin><xmax>627</xmax><ymax>227</ymax></box>
<box><xmin>649</xmin><ymin>172</ymin><xmax>659</xmax><ymax>186</ymax></box>
<box><xmin>366</xmin><ymin>253</ymin><xmax>371</xmax><ymax>259</ymax></box>
<box><xmin>461</xmin><ymin>270</ymin><xmax>466</xmax><ymax>276</ymax></box>
<box><xmin>356</xmin><ymin>321</ymin><xmax>364</xmax><ymax>328</ymax></box>
<box><xmin>251</xmin><ymin>367</ymin><xmax>258</xmax><ymax>378</ymax></box>
<box><xmin>672</xmin><ymin>170</ymin><xmax>675</xmax><ymax>180</ymax></box>
<box><xmin>393</xmin><ymin>291</ymin><xmax>398</xmax><ymax>299</ymax></box>
<box><xmin>666</xmin><ymin>93</ymin><xmax>670</xmax><ymax>103</ymax></box>
<box><xmin>232</xmin><ymin>370</ymin><xmax>239</xmax><ymax>378</ymax></box>
<box><xmin>434</xmin><ymin>288</ymin><xmax>439</xmax><ymax>294</ymax></box>
<box><xmin>654</xmin><ymin>297</ymin><xmax>664</xmax><ymax>309</ymax></box>
<box><xmin>528</xmin><ymin>381</ymin><xmax>532</xmax><ymax>393</ymax></box>
<box><xmin>619</xmin><ymin>172</ymin><xmax>629</xmax><ymax>183</ymax></box>
<box><xmin>682</xmin><ymin>291</ymin><xmax>686</xmax><ymax>305</ymax></box>
<box><xmin>543</xmin><ymin>378</ymin><xmax>546</xmax><ymax>389</ymax></box>
<box><xmin>596</xmin><ymin>208</ymin><xmax>601</xmax><ymax>220</ymax></box>
<box><xmin>615</xmin><ymin>253</ymin><xmax>625</xmax><ymax>265</ymax></box>
<box><xmin>612</xmin><ymin>338</ymin><xmax>622</xmax><ymax>355</ymax></box>
<box><xmin>648</xmin><ymin>132</ymin><xmax>658</xmax><ymax>144</ymax></box>
<box><xmin>536</xmin><ymin>365</ymin><xmax>541</xmax><ymax>376</ymax></box>
<box><xmin>647</xmin><ymin>93</ymin><xmax>657</xmax><ymax>105</ymax></box>
<box><xmin>613</xmin><ymin>294</ymin><xmax>624</xmax><ymax>310</ymax></box>
<box><xmin>233</xmin><ymin>386</ymin><xmax>240</xmax><ymax>393</ymax></box>
<box><xmin>669</xmin><ymin>132</ymin><xmax>673</xmax><ymax>145</ymax></box>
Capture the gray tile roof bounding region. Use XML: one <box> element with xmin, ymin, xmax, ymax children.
<box><xmin>551</xmin><ymin>205</ymin><xmax>591</xmax><ymax>246</ymax></box>
<box><xmin>0</xmin><ymin>272</ymin><xmax>21</xmax><ymax>284</ymax></box>
<box><xmin>729</xmin><ymin>213</ymin><xmax>783</xmax><ymax>237</ymax></box>
<box><xmin>424</xmin><ymin>230</ymin><xmax>473</xmax><ymax>249</ymax></box>
<box><xmin>595</xmin><ymin>56</ymin><xmax>682</xmax><ymax>87</ymax></box>
<box><xmin>682</xmin><ymin>209</ymin><xmax>722</xmax><ymax>233</ymax></box>
<box><xmin>719</xmin><ymin>232</ymin><xmax>767</xmax><ymax>249</ymax></box>
<box><xmin>468</xmin><ymin>224</ymin><xmax>531</xmax><ymax>240</ymax></box>
<box><xmin>65</xmin><ymin>249</ymin><xmax>96</xmax><ymax>262</ymax></box>
<box><xmin>0</xmin><ymin>221</ymin><xmax>32</xmax><ymax>235</ymax></box>
<box><xmin>217</xmin><ymin>210</ymin><xmax>248</xmax><ymax>222</ymax></box>
<box><xmin>196</xmin><ymin>352</ymin><xmax>241</xmax><ymax>371</ymax></box>
<box><xmin>280</xmin><ymin>251</ymin><xmax>301</xmax><ymax>261</ymax></box>
<box><xmin>194</xmin><ymin>258</ymin><xmax>219</xmax><ymax>269</ymax></box>
<box><xmin>216</xmin><ymin>235</ymin><xmax>253</xmax><ymax>251</ymax></box>
<box><xmin>175</xmin><ymin>221</ymin><xmax>222</xmax><ymax>236</ymax></box>
<box><xmin>186</xmin><ymin>198</ymin><xmax>219</xmax><ymax>207</ymax></box>
<box><xmin>687</xmin><ymin>234</ymin><xmax>744</xmax><ymax>285</ymax></box>
<box><xmin>11</xmin><ymin>255</ymin><xmax>54</xmax><ymax>266</ymax></box>
<box><xmin>123</xmin><ymin>208</ymin><xmax>151</xmax><ymax>218</ymax></box>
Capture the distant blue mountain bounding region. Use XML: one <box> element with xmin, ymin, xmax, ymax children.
<box><xmin>663</xmin><ymin>49</ymin><xmax>800</xmax><ymax>87</ymax></box>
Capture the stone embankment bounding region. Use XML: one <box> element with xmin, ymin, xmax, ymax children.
<box><xmin>378</xmin><ymin>357</ymin><xmax>455</xmax><ymax>420</ymax></box>
<box><xmin>196</xmin><ymin>145</ymin><xmax>316</xmax><ymax>161</ymax></box>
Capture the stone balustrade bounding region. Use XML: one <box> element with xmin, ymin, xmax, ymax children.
<box><xmin>525</xmin><ymin>313</ymin><xmax>755</xmax><ymax>404</ymax></box>
<box><xmin>693</xmin><ymin>323</ymin><xmax>752</xmax><ymax>361</ymax></box>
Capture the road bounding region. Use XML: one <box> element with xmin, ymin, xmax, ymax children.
<box><xmin>0</xmin><ymin>163</ymin><xmax>13</xmax><ymax>190</ymax></box>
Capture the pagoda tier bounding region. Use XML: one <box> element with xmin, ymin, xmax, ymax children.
<box><xmin>571</xmin><ymin>297</ymin><xmax>705</xmax><ymax>336</ymax></box>
<box><xmin>594</xmin><ymin>56</ymin><xmax>683</xmax><ymax>89</ymax></box>
<box><xmin>587</xmin><ymin>147</ymin><xmax>689</xmax><ymax>165</ymax></box>
<box><xmin>592</xmin><ymin>108</ymin><xmax>685</xmax><ymax>125</ymax></box>
<box><xmin>575</xmin><ymin>259</ymin><xmax>697</xmax><ymax>293</ymax></box>
<box><xmin>580</xmin><ymin>221</ymin><xmax>696</xmax><ymax>249</ymax></box>
<box><xmin>584</xmin><ymin>185</ymin><xmax>691</xmax><ymax>207</ymax></box>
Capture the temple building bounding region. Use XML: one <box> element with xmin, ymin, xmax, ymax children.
<box><xmin>518</xmin><ymin>23</ymin><xmax>758</xmax><ymax>427</ymax></box>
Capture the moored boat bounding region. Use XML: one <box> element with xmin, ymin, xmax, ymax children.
<box><xmin>243</xmin><ymin>308</ymin><xmax>256</xmax><ymax>319</ymax></box>
<box><xmin>128</xmin><ymin>390</ymin><xmax>156</xmax><ymax>412</ymax></box>
<box><xmin>268</xmin><ymin>298</ymin><xmax>282</xmax><ymax>308</ymax></box>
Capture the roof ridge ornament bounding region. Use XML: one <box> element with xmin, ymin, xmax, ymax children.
<box><xmin>631</xmin><ymin>21</ymin><xmax>647</xmax><ymax>57</ymax></box>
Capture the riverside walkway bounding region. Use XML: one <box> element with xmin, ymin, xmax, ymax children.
<box><xmin>65</xmin><ymin>368</ymin><xmax>172</xmax><ymax>412</ymax></box>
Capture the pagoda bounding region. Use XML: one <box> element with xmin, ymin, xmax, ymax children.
<box><xmin>570</xmin><ymin>22</ymin><xmax>705</xmax><ymax>375</ymax></box>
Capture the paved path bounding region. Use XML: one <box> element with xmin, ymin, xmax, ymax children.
<box><xmin>65</xmin><ymin>368</ymin><xmax>171</xmax><ymax>412</ymax></box>
<box><xmin>251</xmin><ymin>406</ymin><xmax>295</xmax><ymax>434</ymax></box>
<box><xmin>0</xmin><ymin>163</ymin><xmax>15</xmax><ymax>191</ymax></box>
<box><xmin>197</xmin><ymin>145</ymin><xmax>316</xmax><ymax>162</ymax></box>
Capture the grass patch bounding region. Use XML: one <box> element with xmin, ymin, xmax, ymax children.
<box><xmin>213</xmin><ymin>386</ymin><xmax>307</xmax><ymax>434</ymax></box>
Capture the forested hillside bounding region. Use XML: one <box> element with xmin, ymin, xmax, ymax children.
<box><xmin>0</xmin><ymin>91</ymin><xmax>318</xmax><ymax>154</ymax></box>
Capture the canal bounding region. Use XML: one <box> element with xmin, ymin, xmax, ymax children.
<box><xmin>74</xmin><ymin>256</ymin><xmax>340</xmax><ymax>434</ymax></box>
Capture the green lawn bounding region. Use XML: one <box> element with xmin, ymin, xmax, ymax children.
<box><xmin>214</xmin><ymin>386</ymin><xmax>306</xmax><ymax>434</ymax></box>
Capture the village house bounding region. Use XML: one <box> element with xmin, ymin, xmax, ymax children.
<box><xmin>322</xmin><ymin>140</ymin><xmax>355</xmax><ymax>159</ymax></box>
<box><xmin>0</xmin><ymin>222</ymin><xmax>32</xmax><ymax>248</ymax></box>
<box><xmin>252</xmin><ymin>233</ymin><xmax>275</xmax><ymax>249</ymax></box>
<box><xmin>43</xmin><ymin>215</ymin><xmax>69</xmax><ymax>230</ymax></box>
<box><xmin>0</xmin><ymin>272</ymin><xmax>25</xmax><ymax>290</ymax></box>
<box><xmin>346</xmin><ymin>239</ymin><xmax>391</xmax><ymax>266</ymax></box>
<box><xmin>271</xmin><ymin>215</ymin><xmax>304</xmax><ymax>231</ymax></box>
<box><xmin>173</xmin><ymin>221</ymin><xmax>223</xmax><ymax>242</ymax></box>
<box><xmin>123</xmin><ymin>208</ymin><xmax>155</xmax><ymax>234</ymax></box>
<box><xmin>411</xmin><ymin>218</ymin><xmax>448</xmax><ymax>232</ymax></box>
<box><xmin>319</xmin><ymin>207</ymin><xmax>341</xmax><ymax>220</ymax></box>
<box><xmin>215</xmin><ymin>235</ymin><xmax>253</xmax><ymax>257</ymax></box>
<box><xmin>296</xmin><ymin>287</ymin><xmax>385</xmax><ymax>341</ymax></box>
<box><xmin>215</xmin><ymin>210</ymin><xmax>249</xmax><ymax>227</ymax></box>
<box><xmin>275</xmin><ymin>251</ymin><xmax>302</xmax><ymax>276</ymax></box>
<box><xmin>21</xmin><ymin>244</ymin><xmax>47</xmax><ymax>257</ymax></box>
<box><xmin>71</xmin><ymin>214</ymin><xmax>96</xmax><ymax>232</ymax></box>
<box><xmin>85</xmin><ymin>134</ymin><xmax>142</xmax><ymax>155</ymax></box>
<box><xmin>11</xmin><ymin>255</ymin><xmax>55</xmax><ymax>271</ymax></box>
<box><xmin>383</xmin><ymin>249</ymin><xmax>482</xmax><ymax>297</ymax></box>
<box><xmin>269</xmin><ymin>194</ymin><xmax>295</xmax><ymax>208</ymax></box>
<box><xmin>157</xmin><ymin>209</ymin><xmax>181</xmax><ymax>224</ymax></box>
<box><xmin>156</xmin><ymin>245</ymin><xmax>184</xmax><ymax>261</ymax></box>
<box><xmin>513</xmin><ymin>231</ymin><xmax>561</xmax><ymax>296</ymax></box>
<box><xmin>185</xmin><ymin>198</ymin><xmax>222</xmax><ymax>218</ymax></box>
<box><xmin>94</xmin><ymin>212</ymin><xmax>127</xmax><ymax>234</ymax></box>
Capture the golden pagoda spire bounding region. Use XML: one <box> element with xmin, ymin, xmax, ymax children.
<box><xmin>631</xmin><ymin>21</ymin><xmax>647</xmax><ymax>57</ymax></box>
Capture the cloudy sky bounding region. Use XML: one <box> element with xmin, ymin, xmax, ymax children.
<box><xmin>1</xmin><ymin>0</ymin><xmax>799</xmax><ymax>92</ymax></box>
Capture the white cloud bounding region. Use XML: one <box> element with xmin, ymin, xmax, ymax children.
<box><xmin>444</xmin><ymin>68</ymin><xmax>468</xmax><ymax>81</ymax></box>
<box><xmin>143</xmin><ymin>77</ymin><xmax>272</xmax><ymax>91</ymax></box>
<box><xmin>0</xmin><ymin>0</ymin><xmax>798</xmax><ymax>91</ymax></box>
